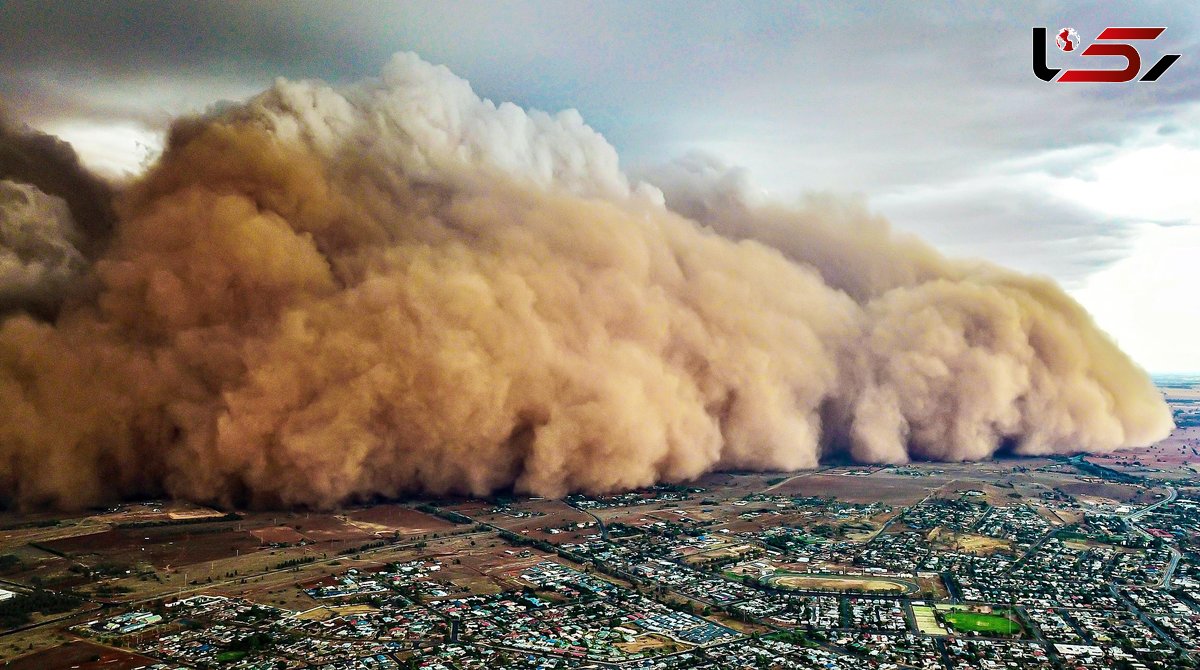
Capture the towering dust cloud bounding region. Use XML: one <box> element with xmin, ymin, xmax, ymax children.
<box><xmin>0</xmin><ymin>54</ymin><xmax>1173</xmax><ymax>509</ymax></box>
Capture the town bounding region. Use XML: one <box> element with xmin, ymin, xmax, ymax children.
<box><xmin>0</xmin><ymin>407</ymin><xmax>1198</xmax><ymax>670</ymax></box>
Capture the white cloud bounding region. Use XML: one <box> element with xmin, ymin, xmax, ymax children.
<box><xmin>43</xmin><ymin>120</ymin><xmax>163</xmax><ymax>180</ymax></box>
<box><xmin>1075</xmin><ymin>223</ymin><xmax>1200</xmax><ymax>373</ymax></box>
<box><xmin>1056</xmin><ymin>144</ymin><xmax>1200</xmax><ymax>223</ymax></box>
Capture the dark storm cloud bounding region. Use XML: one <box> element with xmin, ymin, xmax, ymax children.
<box><xmin>0</xmin><ymin>113</ymin><xmax>113</xmax><ymax>249</ymax></box>
<box><xmin>3</xmin><ymin>1</ymin><xmax>1196</xmax><ymax>172</ymax></box>
<box><xmin>0</xmin><ymin>113</ymin><xmax>114</xmax><ymax>314</ymax></box>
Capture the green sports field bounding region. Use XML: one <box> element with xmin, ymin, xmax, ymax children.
<box><xmin>941</xmin><ymin>611</ymin><xmax>1021</xmax><ymax>635</ymax></box>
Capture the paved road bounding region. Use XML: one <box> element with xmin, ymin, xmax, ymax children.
<box><xmin>570</xmin><ymin>504</ymin><xmax>608</xmax><ymax>541</ymax></box>
<box><xmin>863</xmin><ymin>490</ymin><xmax>935</xmax><ymax>544</ymax></box>
<box><xmin>1112</xmin><ymin>583</ymin><xmax>1191</xmax><ymax>661</ymax></box>
<box><xmin>1007</xmin><ymin>526</ymin><xmax>1059</xmax><ymax>574</ymax></box>
<box><xmin>1119</xmin><ymin>485</ymin><xmax>1180</xmax><ymax>588</ymax></box>
<box><xmin>1015</xmin><ymin>605</ymin><xmax>1062</xmax><ymax>667</ymax></box>
<box><xmin>1162</xmin><ymin>548</ymin><xmax>1182</xmax><ymax>589</ymax></box>
<box><xmin>1126</xmin><ymin>485</ymin><xmax>1177</xmax><ymax>522</ymax></box>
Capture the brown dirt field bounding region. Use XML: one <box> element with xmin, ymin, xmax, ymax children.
<box><xmin>935</xmin><ymin>481</ymin><xmax>1024</xmax><ymax>506</ymax></box>
<box><xmin>1041</xmin><ymin>506</ymin><xmax>1079</xmax><ymax>525</ymax></box>
<box><xmin>709</xmin><ymin>611</ymin><xmax>774</xmax><ymax>634</ymax></box>
<box><xmin>0</xmin><ymin>550</ymin><xmax>81</xmax><ymax>590</ymax></box>
<box><xmin>616</xmin><ymin>633</ymin><xmax>675</xmax><ymax>653</ymax></box>
<box><xmin>37</xmin><ymin>530</ymin><xmax>134</xmax><ymax>555</ymax></box>
<box><xmin>294</xmin><ymin>605</ymin><xmax>336</xmax><ymax>621</ymax></box>
<box><xmin>594</xmin><ymin>509</ymin><xmax>658</xmax><ymax>527</ymax></box>
<box><xmin>949</xmin><ymin>534</ymin><xmax>1012</xmax><ymax>555</ymax></box>
<box><xmin>221</xmin><ymin>574</ymin><xmax>329</xmax><ymax>611</ymax></box>
<box><xmin>666</xmin><ymin>506</ymin><xmax>721</xmax><ymax>523</ymax></box>
<box><xmin>1092</xmin><ymin>427</ymin><xmax>1200</xmax><ymax>470</ymax></box>
<box><xmin>251</xmin><ymin>526</ymin><xmax>307</xmax><ymax>545</ymax></box>
<box><xmin>443</xmin><ymin>500</ymin><xmax>498</xmax><ymax>517</ymax></box>
<box><xmin>166</xmin><ymin>509</ymin><xmax>227</xmax><ymax>521</ymax></box>
<box><xmin>843</xmin><ymin>525</ymin><xmax>885</xmax><ymax>542</ymax></box>
<box><xmin>1061</xmin><ymin>539</ymin><xmax>1095</xmax><ymax>552</ymax></box>
<box><xmin>1055</xmin><ymin>480</ymin><xmax>1149</xmax><ymax>503</ymax></box>
<box><xmin>773</xmin><ymin>574</ymin><xmax>912</xmax><ymax>593</ymax></box>
<box><xmin>345</xmin><ymin>506</ymin><xmax>456</xmax><ymax>535</ymax></box>
<box><xmin>917</xmin><ymin>575</ymin><xmax>949</xmax><ymax>599</ymax></box>
<box><xmin>292</xmin><ymin>516</ymin><xmax>374</xmax><ymax>543</ymax></box>
<box><xmin>101</xmin><ymin>531</ymin><xmax>451</xmax><ymax>605</ymax></box>
<box><xmin>457</xmin><ymin>546</ymin><xmax>553</xmax><ymax>578</ymax></box>
<box><xmin>81</xmin><ymin>502</ymin><xmax>225</xmax><ymax>526</ymax></box>
<box><xmin>0</xmin><ymin>510</ymin><xmax>89</xmax><ymax>532</ymax></box>
<box><xmin>0</xmin><ymin>524</ymin><xmax>112</xmax><ymax>553</ymax></box>
<box><xmin>683</xmin><ymin>545</ymin><xmax>754</xmax><ymax>566</ymax></box>
<box><xmin>700</xmin><ymin>471</ymin><xmax>812</xmax><ymax>498</ymax></box>
<box><xmin>3</xmin><ymin>640</ymin><xmax>159</xmax><ymax>669</ymax></box>
<box><xmin>421</xmin><ymin>555</ymin><xmax>511</xmax><ymax>592</ymax></box>
<box><xmin>329</xmin><ymin>604</ymin><xmax>379</xmax><ymax>615</ymax></box>
<box><xmin>772</xmin><ymin>473</ymin><xmax>935</xmax><ymax>505</ymax></box>
<box><xmin>713</xmin><ymin>518</ymin><xmax>774</xmax><ymax>534</ymax></box>
<box><xmin>522</xmin><ymin>529</ymin><xmax>600</xmax><ymax>546</ymax></box>
<box><xmin>452</xmin><ymin>576</ymin><xmax>506</xmax><ymax>595</ymax></box>
<box><xmin>483</xmin><ymin>500</ymin><xmax>591</xmax><ymax>534</ymax></box>
<box><xmin>38</xmin><ymin>527</ymin><xmax>264</xmax><ymax>570</ymax></box>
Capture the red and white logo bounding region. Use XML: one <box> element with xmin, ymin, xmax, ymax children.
<box><xmin>1034</xmin><ymin>26</ymin><xmax>1181</xmax><ymax>82</ymax></box>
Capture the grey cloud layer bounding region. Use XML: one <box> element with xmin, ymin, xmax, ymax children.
<box><xmin>4</xmin><ymin>2</ymin><xmax>1195</xmax><ymax>292</ymax></box>
<box><xmin>0</xmin><ymin>181</ymin><xmax>86</xmax><ymax>312</ymax></box>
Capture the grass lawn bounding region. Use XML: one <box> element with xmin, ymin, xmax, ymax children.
<box><xmin>942</xmin><ymin>611</ymin><xmax>1021</xmax><ymax>635</ymax></box>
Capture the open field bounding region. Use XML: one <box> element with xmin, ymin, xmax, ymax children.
<box><xmin>85</xmin><ymin>502</ymin><xmax>228</xmax><ymax>525</ymax></box>
<box><xmin>616</xmin><ymin>633</ymin><xmax>676</xmax><ymax>654</ymax></box>
<box><xmin>768</xmin><ymin>572</ymin><xmax>917</xmax><ymax>594</ymax></box>
<box><xmin>1061</xmin><ymin>538</ymin><xmax>1123</xmax><ymax>552</ymax></box>
<box><xmin>37</xmin><ymin>525</ymin><xmax>264</xmax><ymax>570</ymax></box>
<box><xmin>1091</xmin><ymin>426</ymin><xmax>1200</xmax><ymax>472</ymax></box>
<box><xmin>250</xmin><ymin>525</ymin><xmax>307</xmax><ymax>545</ymax></box>
<box><xmin>3</xmin><ymin>640</ymin><xmax>159</xmax><ymax>669</ymax></box>
<box><xmin>683</xmin><ymin>544</ymin><xmax>756</xmax><ymax>566</ymax></box>
<box><xmin>940</xmin><ymin>533</ymin><xmax>1012</xmax><ymax>555</ymax></box>
<box><xmin>1056</xmin><ymin>479</ymin><xmax>1154</xmax><ymax>504</ymax></box>
<box><xmin>770</xmin><ymin>473</ymin><xmax>936</xmax><ymax>505</ymax></box>
<box><xmin>286</xmin><ymin>515</ymin><xmax>374</xmax><ymax>543</ymax></box>
<box><xmin>344</xmin><ymin>505</ymin><xmax>458</xmax><ymax>535</ymax></box>
<box><xmin>942</xmin><ymin>610</ymin><xmax>1021</xmax><ymax>635</ymax></box>
<box><xmin>0</xmin><ymin>523</ymin><xmax>112</xmax><ymax>551</ymax></box>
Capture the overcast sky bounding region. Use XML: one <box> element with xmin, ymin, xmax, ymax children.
<box><xmin>1</xmin><ymin>1</ymin><xmax>1197</xmax><ymax>372</ymax></box>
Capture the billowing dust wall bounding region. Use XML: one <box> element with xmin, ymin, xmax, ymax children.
<box><xmin>0</xmin><ymin>54</ymin><xmax>1173</xmax><ymax>509</ymax></box>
